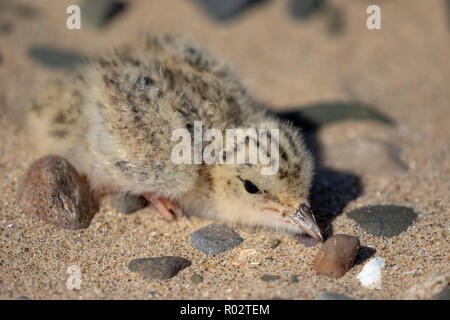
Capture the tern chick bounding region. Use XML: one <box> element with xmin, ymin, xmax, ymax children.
<box><xmin>27</xmin><ymin>33</ymin><xmax>323</xmax><ymax>241</ymax></box>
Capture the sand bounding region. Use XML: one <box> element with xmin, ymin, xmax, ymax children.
<box><xmin>0</xmin><ymin>0</ymin><xmax>448</xmax><ymax>299</ymax></box>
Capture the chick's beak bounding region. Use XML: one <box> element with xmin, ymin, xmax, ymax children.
<box><xmin>288</xmin><ymin>203</ymin><xmax>323</xmax><ymax>242</ymax></box>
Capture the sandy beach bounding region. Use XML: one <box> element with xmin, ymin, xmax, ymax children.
<box><xmin>0</xmin><ymin>0</ymin><xmax>448</xmax><ymax>299</ymax></box>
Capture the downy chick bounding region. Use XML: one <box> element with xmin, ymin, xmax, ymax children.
<box><xmin>27</xmin><ymin>33</ymin><xmax>323</xmax><ymax>241</ymax></box>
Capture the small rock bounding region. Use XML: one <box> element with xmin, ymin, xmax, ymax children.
<box><xmin>191</xmin><ymin>224</ymin><xmax>243</xmax><ymax>254</ymax></box>
<box><xmin>313</xmin><ymin>234</ymin><xmax>360</xmax><ymax>279</ymax></box>
<box><xmin>194</xmin><ymin>0</ymin><xmax>265</xmax><ymax>22</ymax></box>
<box><xmin>277</xmin><ymin>102</ymin><xmax>394</xmax><ymax>131</ymax></box>
<box><xmin>28</xmin><ymin>46</ymin><xmax>87</xmax><ymax>71</ymax></box>
<box><xmin>16</xmin><ymin>155</ymin><xmax>93</xmax><ymax>230</ymax></box>
<box><xmin>269</xmin><ymin>239</ymin><xmax>280</xmax><ymax>249</ymax></box>
<box><xmin>128</xmin><ymin>256</ymin><xmax>191</xmax><ymax>280</ymax></box>
<box><xmin>323</xmin><ymin>138</ymin><xmax>408</xmax><ymax>176</ymax></box>
<box><xmin>357</xmin><ymin>257</ymin><xmax>385</xmax><ymax>289</ymax></box>
<box><xmin>347</xmin><ymin>205</ymin><xmax>417</xmax><ymax>238</ymax></box>
<box><xmin>288</xmin><ymin>0</ymin><xmax>324</xmax><ymax>20</ymax></box>
<box><xmin>318</xmin><ymin>292</ymin><xmax>354</xmax><ymax>300</ymax></box>
<box><xmin>290</xmin><ymin>275</ymin><xmax>299</xmax><ymax>283</ymax></box>
<box><xmin>260</xmin><ymin>275</ymin><xmax>281</xmax><ymax>282</ymax></box>
<box><xmin>81</xmin><ymin>0</ymin><xmax>126</xmax><ymax>29</ymax></box>
<box><xmin>434</xmin><ymin>287</ymin><xmax>450</xmax><ymax>300</ymax></box>
<box><xmin>190</xmin><ymin>273</ymin><xmax>204</xmax><ymax>285</ymax></box>
<box><xmin>110</xmin><ymin>193</ymin><xmax>146</xmax><ymax>214</ymax></box>
<box><xmin>297</xmin><ymin>233</ymin><xmax>319</xmax><ymax>247</ymax></box>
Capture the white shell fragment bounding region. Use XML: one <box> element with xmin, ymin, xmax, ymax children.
<box><xmin>357</xmin><ymin>257</ymin><xmax>385</xmax><ymax>289</ymax></box>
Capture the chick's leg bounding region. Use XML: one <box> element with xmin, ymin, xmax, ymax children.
<box><xmin>142</xmin><ymin>193</ymin><xmax>182</xmax><ymax>221</ymax></box>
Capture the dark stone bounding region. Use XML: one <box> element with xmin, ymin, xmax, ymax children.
<box><xmin>276</xmin><ymin>102</ymin><xmax>394</xmax><ymax>131</ymax></box>
<box><xmin>318</xmin><ymin>292</ymin><xmax>354</xmax><ymax>300</ymax></box>
<box><xmin>191</xmin><ymin>224</ymin><xmax>243</xmax><ymax>254</ymax></box>
<box><xmin>193</xmin><ymin>0</ymin><xmax>266</xmax><ymax>22</ymax></box>
<box><xmin>313</xmin><ymin>234</ymin><xmax>360</xmax><ymax>279</ymax></box>
<box><xmin>347</xmin><ymin>205</ymin><xmax>417</xmax><ymax>238</ymax></box>
<box><xmin>16</xmin><ymin>155</ymin><xmax>93</xmax><ymax>230</ymax></box>
<box><xmin>434</xmin><ymin>287</ymin><xmax>450</xmax><ymax>300</ymax></box>
<box><xmin>110</xmin><ymin>193</ymin><xmax>146</xmax><ymax>214</ymax></box>
<box><xmin>81</xmin><ymin>0</ymin><xmax>127</xmax><ymax>29</ymax></box>
<box><xmin>323</xmin><ymin>138</ymin><xmax>408</xmax><ymax>176</ymax></box>
<box><xmin>128</xmin><ymin>256</ymin><xmax>191</xmax><ymax>280</ymax></box>
<box><xmin>290</xmin><ymin>275</ymin><xmax>299</xmax><ymax>283</ymax></box>
<box><xmin>190</xmin><ymin>273</ymin><xmax>204</xmax><ymax>285</ymax></box>
<box><xmin>260</xmin><ymin>275</ymin><xmax>281</xmax><ymax>282</ymax></box>
<box><xmin>28</xmin><ymin>46</ymin><xmax>87</xmax><ymax>71</ymax></box>
<box><xmin>288</xmin><ymin>0</ymin><xmax>325</xmax><ymax>20</ymax></box>
<box><xmin>269</xmin><ymin>238</ymin><xmax>280</xmax><ymax>249</ymax></box>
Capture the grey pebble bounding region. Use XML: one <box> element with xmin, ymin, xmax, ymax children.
<box><xmin>433</xmin><ymin>287</ymin><xmax>450</xmax><ymax>300</ymax></box>
<box><xmin>318</xmin><ymin>292</ymin><xmax>354</xmax><ymax>300</ymax></box>
<box><xmin>260</xmin><ymin>275</ymin><xmax>281</xmax><ymax>282</ymax></box>
<box><xmin>28</xmin><ymin>46</ymin><xmax>87</xmax><ymax>71</ymax></box>
<box><xmin>277</xmin><ymin>102</ymin><xmax>394</xmax><ymax>131</ymax></box>
<box><xmin>110</xmin><ymin>193</ymin><xmax>146</xmax><ymax>214</ymax></box>
<box><xmin>81</xmin><ymin>0</ymin><xmax>126</xmax><ymax>29</ymax></box>
<box><xmin>191</xmin><ymin>224</ymin><xmax>243</xmax><ymax>254</ymax></box>
<box><xmin>190</xmin><ymin>273</ymin><xmax>204</xmax><ymax>285</ymax></box>
<box><xmin>289</xmin><ymin>0</ymin><xmax>324</xmax><ymax>20</ymax></box>
<box><xmin>347</xmin><ymin>205</ymin><xmax>417</xmax><ymax>238</ymax></box>
<box><xmin>323</xmin><ymin>138</ymin><xmax>408</xmax><ymax>176</ymax></box>
<box><xmin>289</xmin><ymin>275</ymin><xmax>299</xmax><ymax>283</ymax></box>
<box><xmin>194</xmin><ymin>0</ymin><xmax>264</xmax><ymax>22</ymax></box>
<box><xmin>128</xmin><ymin>256</ymin><xmax>191</xmax><ymax>280</ymax></box>
<box><xmin>269</xmin><ymin>238</ymin><xmax>280</xmax><ymax>249</ymax></box>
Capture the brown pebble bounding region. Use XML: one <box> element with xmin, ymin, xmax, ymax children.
<box><xmin>16</xmin><ymin>155</ymin><xmax>93</xmax><ymax>229</ymax></box>
<box><xmin>313</xmin><ymin>234</ymin><xmax>360</xmax><ymax>279</ymax></box>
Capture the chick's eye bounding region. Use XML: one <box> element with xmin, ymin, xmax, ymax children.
<box><xmin>243</xmin><ymin>180</ymin><xmax>260</xmax><ymax>194</ymax></box>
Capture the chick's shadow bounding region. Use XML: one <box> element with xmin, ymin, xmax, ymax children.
<box><xmin>273</xmin><ymin>108</ymin><xmax>364</xmax><ymax>239</ymax></box>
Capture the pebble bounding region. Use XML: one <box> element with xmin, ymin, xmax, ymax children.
<box><xmin>269</xmin><ymin>239</ymin><xmax>280</xmax><ymax>249</ymax></box>
<box><xmin>434</xmin><ymin>287</ymin><xmax>450</xmax><ymax>300</ymax></box>
<box><xmin>347</xmin><ymin>205</ymin><xmax>417</xmax><ymax>238</ymax></box>
<box><xmin>128</xmin><ymin>256</ymin><xmax>191</xmax><ymax>280</ymax></box>
<box><xmin>278</xmin><ymin>102</ymin><xmax>394</xmax><ymax>131</ymax></box>
<box><xmin>190</xmin><ymin>273</ymin><xmax>204</xmax><ymax>285</ymax></box>
<box><xmin>28</xmin><ymin>46</ymin><xmax>87</xmax><ymax>70</ymax></box>
<box><xmin>313</xmin><ymin>234</ymin><xmax>360</xmax><ymax>279</ymax></box>
<box><xmin>191</xmin><ymin>224</ymin><xmax>243</xmax><ymax>254</ymax></box>
<box><xmin>323</xmin><ymin>138</ymin><xmax>408</xmax><ymax>176</ymax></box>
<box><xmin>260</xmin><ymin>275</ymin><xmax>281</xmax><ymax>282</ymax></box>
<box><xmin>357</xmin><ymin>257</ymin><xmax>385</xmax><ymax>289</ymax></box>
<box><xmin>288</xmin><ymin>0</ymin><xmax>324</xmax><ymax>20</ymax></box>
<box><xmin>16</xmin><ymin>155</ymin><xmax>93</xmax><ymax>230</ymax></box>
<box><xmin>194</xmin><ymin>0</ymin><xmax>262</xmax><ymax>22</ymax></box>
<box><xmin>318</xmin><ymin>292</ymin><xmax>354</xmax><ymax>300</ymax></box>
<box><xmin>289</xmin><ymin>275</ymin><xmax>299</xmax><ymax>283</ymax></box>
<box><xmin>110</xmin><ymin>193</ymin><xmax>146</xmax><ymax>214</ymax></box>
<box><xmin>81</xmin><ymin>0</ymin><xmax>126</xmax><ymax>28</ymax></box>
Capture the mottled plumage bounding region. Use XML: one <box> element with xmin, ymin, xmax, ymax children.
<box><xmin>27</xmin><ymin>33</ymin><xmax>322</xmax><ymax>240</ymax></box>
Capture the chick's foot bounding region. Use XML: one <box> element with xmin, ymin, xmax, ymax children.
<box><xmin>142</xmin><ymin>193</ymin><xmax>182</xmax><ymax>221</ymax></box>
